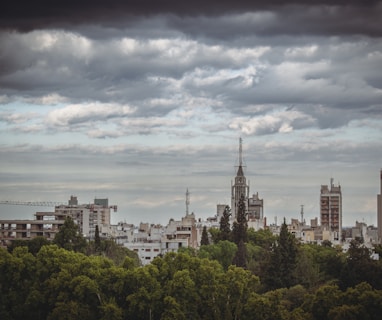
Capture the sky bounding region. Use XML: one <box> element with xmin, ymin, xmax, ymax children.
<box><xmin>0</xmin><ymin>0</ymin><xmax>381</xmax><ymax>227</ymax></box>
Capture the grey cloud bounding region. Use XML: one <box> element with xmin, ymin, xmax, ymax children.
<box><xmin>1</xmin><ymin>1</ymin><xmax>380</xmax><ymax>37</ymax></box>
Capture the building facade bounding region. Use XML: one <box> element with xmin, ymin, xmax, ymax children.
<box><xmin>320</xmin><ymin>178</ymin><xmax>342</xmax><ymax>241</ymax></box>
<box><xmin>53</xmin><ymin>196</ymin><xmax>113</xmax><ymax>238</ymax></box>
<box><xmin>0</xmin><ymin>196</ymin><xmax>115</xmax><ymax>245</ymax></box>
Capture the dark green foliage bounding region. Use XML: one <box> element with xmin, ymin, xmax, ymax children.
<box><xmin>232</xmin><ymin>195</ymin><xmax>248</xmax><ymax>268</ymax></box>
<box><xmin>201</xmin><ymin>225</ymin><xmax>209</xmax><ymax>246</ymax></box>
<box><xmin>232</xmin><ymin>239</ymin><xmax>247</xmax><ymax>269</ymax></box>
<box><xmin>208</xmin><ymin>227</ymin><xmax>221</xmax><ymax>244</ymax></box>
<box><xmin>84</xmin><ymin>237</ymin><xmax>139</xmax><ymax>267</ymax></box>
<box><xmin>1</xmin><ymin>245</ymin><xmax>382</xmax><ymax>320</ymax></box>
<box><xmin>198</xmin><ymin>240</ymin><xmax>237</xmax><ymax>271</ymax></box>
<box><xmin>247</xmin><ymin>228</ymin><xmax>275</xmax><ymax>250</ymax></box>
<box><xmin>8</xmin><ymin>236</ymin><xmax>49</xmax><ymax>255</ymax></box>
<box><xmin>340</xmin><ymin>239</ymin><xmax>382</xmax><ymax>290</ymax></box>
<box><xmin>263</xmin><ymin>219</ymin><xmax>298</xmax><ymax>290</ymax></box>
<box><xmin>95</xmin><ymin>225</ymin><xmax>101</xmax><ymax>251</ymax></box>
<box><xmin>219</xmin><ymin>205</ymin><xmax>232</xmax><ymax>242</ymax></box>
<box><xmin>53</xmin><ymin>216</ymin><xmax>87</xmax><ymax>252</ymax></box>
<box><xmin>232</xmin><ymin>195</ymin><xmax>248</xmax><ymax>245</ymax></box>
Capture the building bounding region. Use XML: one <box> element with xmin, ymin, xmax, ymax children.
<box><xmin>248</xmin><ymin>192</ymin><xmax>264</xmax><ymax>220</ymax></box>
<box><xmin>0</xmin><ymin>212</ymin><xmax>65</xmax><ymax>245</ymax></box>
<box><xmin>231</xmin><ymin>138</ymin><xmax>264</xmax><ymax>226</ymax></box>
<box><xmin>231</xmin><ymin>138</ymin><xmax>250</xmax><ymax>219</ymax></box>
<box><xmin>53</xmin><ymin>196</ymin><xmax>114</xmax><ymax>238</ymax></box>
<box><xmin>320</xmin><ymin>178</ymin><xmax>342</xmax><ymax>241</ymax></box>
<box><xmin>378</xmin><ymin>169</ymin><xmax>382</xmax><ymax>243</ymax></box>
<box><xmin>0</xmin><ymin>196</ymin><xmax>115</xmax><ymax>245</ymax></box>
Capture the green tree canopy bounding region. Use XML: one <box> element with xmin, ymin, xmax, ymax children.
<box><xmin>53</xmin><ymin>216</ymin><xmax>86</xmax><ymax>252</ymax></box>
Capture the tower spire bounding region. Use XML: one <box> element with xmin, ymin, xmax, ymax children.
<box><xmin>239</xmin><ymin>137</ymin><xmax>243</xmax><ymax>167</ymax></box>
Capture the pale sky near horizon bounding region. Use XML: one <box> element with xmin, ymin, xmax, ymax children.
<box><xmin>0</xmin><ymin>1</ymin><xmax>381</xmax><ymax>226</ymax></box>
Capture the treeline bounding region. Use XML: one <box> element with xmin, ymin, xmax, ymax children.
<box><xmin>1</xmin><ymin>242</ymin><xmax>382</xmax><ymax>320</ymax></box>
<box><xmin>1</xmin><ymin>212</ymin><xmax>382</xmax><ymax>319</ymax></box>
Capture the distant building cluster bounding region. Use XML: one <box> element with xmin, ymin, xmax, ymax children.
<box><xmin>1</xmin><ymin>140</ymin><xmax>381</xmax><ymax>266</ymax></box>
<box><xmin>0</xmin><ymin>195</ymin><xmax>115</xmax><ymax>242</ymax></box>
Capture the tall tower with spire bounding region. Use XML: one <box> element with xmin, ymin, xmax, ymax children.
<box><xmin>231</xmin><ymin>138</ymin><xmax>249</xmax><ymax>219</ymax></box>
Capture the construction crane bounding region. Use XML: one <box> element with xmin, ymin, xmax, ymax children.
<box><xmin>0</xmin><ymin>200</ymin><xmax>118</xmax><ymax>212</ymax></box>
<box><xmin>0</xmin><ymin>200</ymin><xmax>66</xmax><ymax>207</ymax></box>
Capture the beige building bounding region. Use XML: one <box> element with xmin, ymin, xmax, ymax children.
<box><xmin>54</xmin><ymin>196</ymin><xmax>113</xmax><ymax>238</ymax></box>
<box><xmin>0</xmin><ymin>196</ymin><xmax>115</xmax><ymax>245</ymax></box>
<box><xmin>0</xmin><ymin>212</ymin><xmax>65</xmax><ymax>245</ymax></box>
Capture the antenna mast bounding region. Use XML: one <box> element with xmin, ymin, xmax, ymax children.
<box><xmin>186</xmin><ymin>188</ymin><xmax>190</xmax><ymax>215</ymax></box>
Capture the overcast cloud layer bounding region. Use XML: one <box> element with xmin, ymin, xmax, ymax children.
<box><xmin>0</xmin><ymin>1</ymin><xmax>381</xmax><ymax>226</ymax></box>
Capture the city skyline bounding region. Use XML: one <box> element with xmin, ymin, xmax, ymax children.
<box><xmin>0</xmin><ymin>1</ymin><xmax>381</xmax><ymax>226</ymax></box>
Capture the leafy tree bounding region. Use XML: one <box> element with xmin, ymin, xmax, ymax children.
<box><xmin>293</xmin><ymin>246</ymin><xmax>320</xmax><ymax>288</ymax></box>
<box><xmin>161</xmin><ymin>296</ymin><xmax>186</xmax><ymax>320</ymax></box>
<box><xmin>53</xmin><ymin>216</ymin><xmax>86</xmax><ymax>252</ymax></box>
<box><xmin>223</xmin><ymin>265</ymin><xmax>260</xmax><ymax>320</ymax></box>
<box><xmin>309</xmin><ymin>284</ymin><xmax>344</xmax><ymax>320</ymax></box>
<box><xmin>340</xmin><ymin>239</ymin><xmax>382</xmax><ymax>289</ymax></box>
<box><xmin>165</xmin><ymin>269</ymin><xmax>199</xmax><ymax>318</ymax></box>
<box><xmin>99</xmin><ymin>298</ymin><xmax>123</xmax><ymax>320</ymax></box>
<box><xmin>8</xmin><ymin>236</ymin><xmax>50</xmax><ymax>256</ymax></box>
<box><xmin>201</xmin><ymin>226</ymin><xmax>210</xmax><ymax>246</ymax></box>
<box><xmin>199</xmin><ymin>240</ymin><xmax>237</xmax><ymax>271</ymax></box>
<box><xmin>125</xmin><ymin>265</ymin><xmax>162</xmax><ymax>320</ymax></box>
<box><xmin>247</xmin><ymin>228</ymin><xmax>275</xmax><ymax>250</ymax></box>
<box><xmin>208</xmin><ymin>227</ymin><xmax>221</xmax><ymax>244</ymax></box>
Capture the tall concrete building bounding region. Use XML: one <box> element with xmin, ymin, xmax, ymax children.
<box><xmin>377</xmin><ymin>170</ymin><xmax>382</xmax><ymax>243</ymax></box>
<box><xmin>54</xmin><ymin>196</ymin><xmax>113</xmax><ymax>238</ymax></box>
<box><xmin>320</xmin><ymin>178</ymin><xmax>342</xmax><ymax>241</ymax></box>
<box><xmin>231</xmin><ymin>138</ymin><xmax>249</xmax><ymax>219</ymax></box>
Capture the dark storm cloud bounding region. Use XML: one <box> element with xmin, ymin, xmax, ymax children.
<box><xmin>0</xmin><ymin>0</ymin><xmax>381</xmax><ymax>135</ymax></box>
<box><xmin>1</xmin><ymin>1</ymin><xmax>381</xmax><ymax>37</ymax></box>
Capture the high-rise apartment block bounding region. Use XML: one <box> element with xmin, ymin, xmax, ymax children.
<box><xmin>377</xmin><ymin>170</ymin><xmax>382</xmax><ymax>243</ymax></box>
<box><xmin>320</xmin><ymin>178</ymin><xmax>342</xmax><ymax>241</ymax></box>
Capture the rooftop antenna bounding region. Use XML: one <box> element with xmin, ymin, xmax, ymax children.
<box><xmin>186</xmin><ymin>188</ymin><xmax>190</xmax><ymax>215</ymax></box>
<box><xmin>300</xmin><ymin>205</ymin><xmax>304</xmax><ymax>224</ymax></box>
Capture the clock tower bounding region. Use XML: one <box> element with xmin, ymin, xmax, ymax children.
<box><xmin>231</xmin><ymin>138</ymin><xmax>249</xmax><ymax>220</ymax></box>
